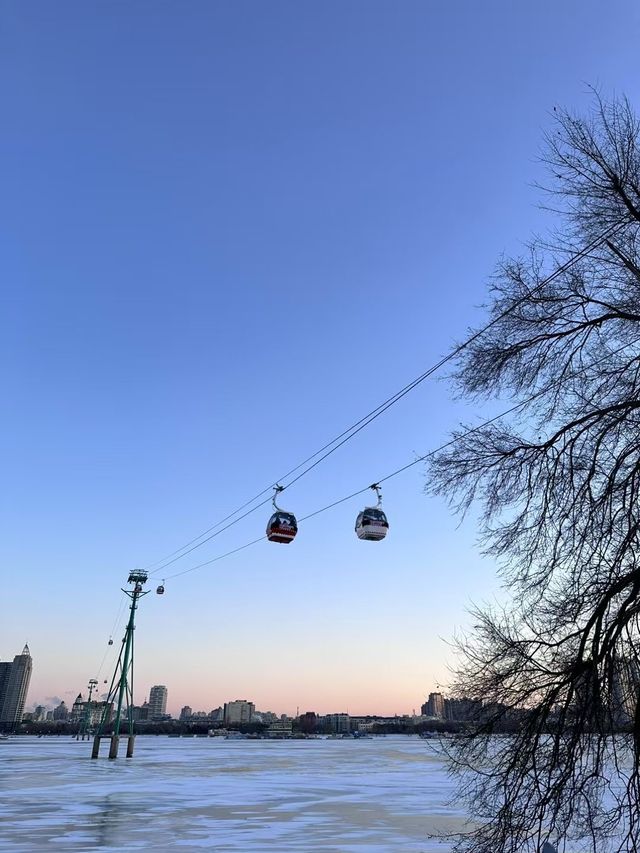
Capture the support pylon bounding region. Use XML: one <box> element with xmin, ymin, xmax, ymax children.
<box><xmin>77</xmin><ymin>679</ymin><xmax>98</xmax><ymax>740</ymax></box>
<box><xmin>91</xmin><ymin>570</ymin><xmax>149</xmax><ymax>760</ymax></box>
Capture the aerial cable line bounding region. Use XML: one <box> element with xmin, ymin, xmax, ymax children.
<box><xmin>93</xmin><ymin>591</ymin><xmax>128</xmax><ymax>681</ymax></box>
<box><xmin>161</xmin><ymin>535</ymin><xmax>267</xmax><ymax>581</ymax></box>
<box><xmin>144</xmin><ymin>219</ymin><xmax>628</xmax><ymax>573</ymax></box>
<box><xmin>159</xmin><ymin>402</ymin><xmax>529</xmax><ymax>581</ymax></box>
<box><xmin>147</xmin><ymin>496</ymin><xmax>273</xmax><ymax>575</ymax></box>
<box><xmin>143</xmin><ymin>493</ymin><xmax>274</xmax><ymax>570</ymax></box>
<box><xmin>159</xmin><ymin>330</ymin><xmax>640</xmax><ymax>583</ymax></box>
<box><xmin>278</xmin><ymin>221</ymin><xmax>628</xmax><ymax>490</ymax></box>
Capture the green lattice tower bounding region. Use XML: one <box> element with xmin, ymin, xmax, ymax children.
<box><xmin>76</xmin><ymin>679</ymin><xmax>98</xmax><ymax>740</ymax></box>
<box><xmin>91</xmin><ymin>570</ymin><xmax>149</xmax><ymax>759</ymax></box>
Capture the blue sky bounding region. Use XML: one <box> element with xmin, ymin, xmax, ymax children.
<box><xmin>2</xmin><ymin>1</ymin><xmax>639</xmax><ymax>716</ymax></box>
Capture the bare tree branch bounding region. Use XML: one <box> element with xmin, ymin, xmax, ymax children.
<box><xmin>428</xmin><ymin>94</ymin><xmax>640</xmax><ymax>853</ymax></box>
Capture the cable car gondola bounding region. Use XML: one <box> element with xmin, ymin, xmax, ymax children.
<box><xmin>355</xmin><ymin>484</ymin><xmax>389</xmax><ymax>541</ymax></box>
<box><xmin>108</xmin><ymin>637</ymin><xmax>113</xmax><ymax>646</ymax></box>
<box><xmin>266</xmin><ymin>485</ymin><xmax>298</xmax><ymax>544</ymax></box>
<box><xmin>156</xmin><ymin>581</ymin><xmax>165</xmax><ymax>595</ymax></box>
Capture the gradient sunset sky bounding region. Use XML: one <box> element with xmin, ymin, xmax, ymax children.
<box><xmin>2</xmin><ymin>0</ymin><xmax>639</xmax><ymax>717</ymax></box>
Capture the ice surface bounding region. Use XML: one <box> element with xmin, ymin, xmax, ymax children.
<box><xmin>0</xmin><ymin>735</ymin><xmax>465</xmax><ymax>851</ymax></box>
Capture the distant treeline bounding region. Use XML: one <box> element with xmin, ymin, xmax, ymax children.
<box><xmin>15</xmin><ymin>708</ymin><xmax>632</xmax><ymax>737</ymax></box>
<box><xmin>14</xmin><ymin>718</ymin><xmax>477</xmax><ymax>737</ymax></box>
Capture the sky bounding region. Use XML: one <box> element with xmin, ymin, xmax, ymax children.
<box><xmin>2</xmin><ymin>0</ymin><xmax>639</xmax><ymax>717</ymax></box>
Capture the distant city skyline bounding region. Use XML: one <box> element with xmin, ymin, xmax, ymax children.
<box><xmin>24</xmin><ymin>693</ymin><xmax>461</xmax><ymax>724</ymax></box>
<box><xmin>27</xmin><ymin>673</ymin><xmax>446</xmax><ymax>719</ymax></box>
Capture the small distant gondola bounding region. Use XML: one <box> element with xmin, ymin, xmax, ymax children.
<box><xmin>355</xmin><ymin>484</ymin><xmax>389</xmax><ymax>541</ymax></box>
<box><xmin>156</xmin><ymin>581</ymin><xmax>165</xmax><ymax>595</ymax></box>
<box><xmin>266</xmin><ymin>485</ymin><xmax>298</xmax><ymax>544</ymax></box>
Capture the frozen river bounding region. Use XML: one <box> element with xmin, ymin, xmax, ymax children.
<box><xmin>0</xmin><ymin>735</ymin><xmax>464</xmax><ymax>851</ymax></box>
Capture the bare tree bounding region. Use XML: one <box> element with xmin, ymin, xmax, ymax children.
<box><xmin>429</xmin><ymin>94</ymin><xmax>640</xmax><ymax>853</ymax></box>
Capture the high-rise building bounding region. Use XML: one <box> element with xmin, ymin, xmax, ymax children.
<box><xmin>422</xmin><ymin>692</ymin><xmax>445</xmax><ymax>718</ymax></box>
<box><xmin>148</xmin><ymin>685</ymin><xmax>168</xmax><ymax>719</ymax></box>
<box><xmin>0</xmin><ymin>645</ymin><xmax>33</xmax><ymax>727</ymax></box>
<box><xmin>223</xmin><ymin>699</ymin><xmax>255</xmax><ymax>725</ymax></box>
<box><xmin>444</xmin><ymin>697</ymin><xmax>483</xmax><ymax>721</ymax></box>
<box><xmin>128</xmin><ymin>702</ymin><xmax>150</xmax><ymax>722</ymax></box>
<box><xmin>298</xmin><ymin>711</ymin><xmax>318</xmax><ymax>733</ymax></box>
<box><xmin>324</xmin><ymin>713</ymin><xmax>351</xmax><ymax>734</ymax></box>
<box><xmin>0</xmin><ymin>662</ymin><xmax>12</xmax><ymax>714</ymax></box>
<box><xmin>53</xmin><ymin>701</ymin><xmax>69</xmax><ymax>721</ymax></box>
<box><xmin>71</xmin><ymin>693</ymin><xmax>85</xmax><ymax>722</ymax></box>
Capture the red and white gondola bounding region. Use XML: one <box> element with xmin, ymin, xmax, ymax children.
<box><xmin>266</xmin><ymin>485</ymin><xmax>298</xmax><ymax>544</ymax></box>
<box><xmin>355</xmin><ymin>484</ymin><xmax>389</xmax><ymax>541</ymax></box>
